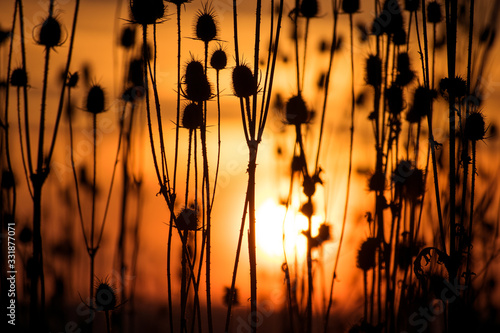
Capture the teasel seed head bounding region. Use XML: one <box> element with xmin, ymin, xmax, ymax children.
<box><xmin>85</xmin><ymin>84</ymin><xmax>106</xmax><ymax>114</ymax></box>
<box><xmin>302</xmin><ymin>176</ymin><xmax>316</xmax><ymax>197</ymax></box>
<box><xmin>67</xmin><ymin>72</ymin><xmax>79</xmax><ymax>88</ymax></box>
<box><xmin>368</xmin><ymin>170</ymin><xmax>385</xmax><ymax>192</ymax></box>
<box><xmin>300</xmin><ymin>201</ymin><xmax>314</xmax><ymax>218</ymax></box>
<box><xmin>464</xmin><ymin>112</ymin><xmax>486</xmax><ymax>142</ymax></box>
<box><xmin>300</xmin><ymin>0</ymin><xmax>319</xmax><ymax>18</ymax></box>
<box><xmin>285</xmin><ymin>95</ymin><xmax>309</xmax><ymax>125</ymax></box>
<box><xmin>232</xmin><ymin>64</ymin><xmax>257</xmax><ymax>98</ymax></box>
<box><xmin>95</xmin><ymin>281</ymin><xmax>117</xmax><ymax>312</ymax></box>
<box><xmin>439</xmin><ymin>76</ymin><xmax>467</xmax><ymax>100</ymax></box>
<box><xmin>210</xmin><ymin>47</ymin><xmax>227</xmax><ymax>71</ymax></box>
<box><xmin>182</xmin><ymin>102</ymin><xmax>203</xmax><ymax>130</ymax></box>
<box><xmin>120</xmin><ymin>26</ymin><xmax>136</xmax><ymax>48</ymax></box>
<box><xmin>10</xmin><ymin>68</ymin><xmax>28</xmax><ymax>87</ymax></box>
<box><xmin>184</xmin><ymin>60</ymin><xmax>212</xmax><ymax>102</ymax></box>
<box><xmin>36</xmin><ymin>16</ymin><xmax>63</xmax><ymax>47</ymax></box>
<box><xmin>385</xmin><ymin>85</ymin><xmax>404</xmax><ymax>116</ymax></box>
<box><xmin>392</xmin><ymin>28</ymin><xmax>406</xmax><ymax>46</ymax></box>
<box><xmin>175</xmin><ymin>208</ymin><xmax>198</xmax><ymax>231</ymax></box>
<box><xmin>395</xmin><ymin>52</ymin><xmax>415</xmax><ymax>86</ymax></box>
<box><xmin>357</xmin><ymin>238</ymin><xmax>378</xmax><ymax>271</ymax></box>
<box><xmin>365</xmin><ymin>55</ymin><xmax>382</xmax><ymax>87</ymax></box>
<box><xmin>427</xmin><ymin>1</ymin><xmax>443</xmax><ymax>24</ymax></box>
<box><xmin>130</xmin><ymin>0</ymin><xmax>166</xmax><ymax>25</ymax></box>
<box><xmin>406</xmin><ymin>86</ymin><xmax>437</xmax><ymax>123</ymax></box>
<box><xmin>195</xmin><ymin>3</ymin><xmax>217</xmax><ymax>43</ymax></box>
<box><xmin>404</xmin><ymin>0</ymin><xmax>420</xmax><ymax>12</ymax></box>
<box><xmin>342</xmin><ymin>0</ymin><xmax>359</xmax><ymax>14</ymax></box>
<box><xmin>393</xmin><ymin>160</ymin><xmax>425</xmax><ymax>201</ymax></box>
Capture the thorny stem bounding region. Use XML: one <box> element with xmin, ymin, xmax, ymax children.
<box><xmin>466</xmin><ymin>142</ymin><xmax>477</xmax><ymax>301</ymax></box>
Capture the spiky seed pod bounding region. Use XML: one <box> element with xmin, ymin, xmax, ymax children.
<box><xmin>404</xmin><ymin>0</ymin><xmax>420</xmax><ymax>12</ymax></box>
<box><xmin>393</xmin><ymin>161</ymin><xmax>425</xmax><ymax>200</ymax></box>
<box><xmin>393</xmin><ymin>28</ymin><xmax>406</xmax><ymax>46</ymax></box>
<box><xmin>317</xmin><ymin>223</ymin><xmax>331</xmax><ymax>242</ymax></box>
<box><xmin>285</xmin><ymin>95</ymin><xmax>309</xmax><ymax>125</ymax></box>
<box><xmin>464</xmin><ymin>112</ymin><xmax>486</xmax><ymax>142</ymax></box>
<box><xmin>302</xmin><ymin>176</ymin><xmax>315</xmax><ymax>197</ymax></box>
<box><xmin>232</xmin><ymin>65</ymin><xmax>256</xmax><ymax>98</ymax></box>
<box><xmin>396</xmin><ymin>52</ymin><xmax>415</xmax><ymax>86</ymax></box>
<box><xmin>365</xmin><ymin>55</ymin><xmax>382</xmax><ymax>87</ymax></box>
<box><xmin>130</xmin><ymin>0</ymin><xmax>165</xmax><ymax>25</ymax></box>
<box><xmin>357</xmin><ymin>238</ymin><xmax>378</xmax><ymax>271</ymax></box>
<box><xmin>300</xmin><ymin>0</ymin><xmax>319</xmax><ymax>18</ymax></box>
<box><xmin>372</xmin><ymin>0</ymin><xmax>403</xmax><ymax>35</ymax></box>
<box><xmin>195</xmin><ymin>4</ymin><xmax>217</xmax><ymax>43</ymax></box>
<box><xmin>439</xmin><ymin>76</ymin><xmax>467</xmax><ymax>100</ymax></box>
<box><xmin>176</xmin><ymin>208</ymin><xmax>198</xmax><ymax>231</ymax></box>
<box><xmin>95</xmin><ymin>282</ymin><xmax>117</xmax><ymax>312</ymax></box>
<box><xmin>120</xmin><ymin>26</ymin><xmax>135</xmax><ymax>48</ymax></box>
<box><xmin>427</xmin><ymin>1</ymin><xmax>443</xmax><ymax>24</ymax></box>
<box><xmin>184</xmin><ymin>60</ymin><xmax>211</xmax><ymax>102</ymax></box>
<box><xmin>182</xmin><ymin>103</ymin><xmax>203</xmax><ymax>130</ymax></box>
<box><xmin>300</xmin><ymin>201</ymin><xmax>314</xmax><ymax>218</ymax></box>
<box><xmin>67</xmin><ymin>72</ymin><xmax>79</xmax><ymax>88</ymax></box>
<box><xmin>386</xmin><ymin>85</ymin><xmax>404</xmax><ymax>116</ymax></box>
<box><xmin>10</xmin><ymin>68</ymin><xmax>28</xmax><ymax>87</ymax></box>
<box><xmin>368</xmin><ymin>171</ymin><xmax>385</xmax><ymax>192</ymax></box>
<box><xmin>86</xmin><ymin>85</ymin><xmax>106</xmax><ymax>114</ymax></box>
<box><xmin>342</xmin><ymin>0</ymin><xmax>359</xmax><ymax>14</ymax></box>
<box><xmin>210</xmin><ymin>48</ymin><xmax>227</xmax><ymax>70</ymax></box>
<box><xmin>37</xmin><ymin>16</ymin><xmax>63</xmax><ymax>47</ymax></box>
<box><xmin>406</xmin><ymin>86</ymin><xmax>436</xmax><ymax>123</ymax></box>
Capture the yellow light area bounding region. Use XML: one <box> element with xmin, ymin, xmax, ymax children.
<box><xmin>255</xmin><ymin>199</ymin><xmax>324</xmax><ymax>263</ymax></box>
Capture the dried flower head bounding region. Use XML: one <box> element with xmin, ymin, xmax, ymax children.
<box><xmin>175</xmin><ymin>208</ymin><xmax>198</xmax><ymax>231</ymax></box>
<box><xmin>386</xmin><ymin>85</ymin><xmax>404</xmax><ymax>115</ymax></box>
<box><xmin>392</xmin><ymin>28</ymin><xmax>406</xmax><ymax>46</ymax></box>
<box><xmin>464</xmin><ymin>112</ymin><xmax>486</xmax><ymax>142</ymax></box>
<box><xmin>182</xmin><ymin>102</ymin><xmax>203</xmax><ymax>130</ymax></box>
<box><xmin>404</xmin><ymin>0</ymin><xmax>420</xmax><ymax>12</ymax></box>
<box><xmin>10</xmin><ymin>68</ymin><xmax>28</xmax><ymax>87</ymax></box>
<box><xmin>395</xmin><ymin>52</ymin><xmax>415</xmax><ymax>86</ymax></box>
<box><xmin>439</xmin><ymin>76</ymin><xmax>467</xmax><ymax>100</ymax></box>
<box><xmin>210</xmin><ymin>47</ymin><xmax>227</xmax><ymax>71</ymax></box>
<box><xmin>95</xmin><ymin>281</ymin><xmax>117</xmax><ymax>312</ymax></box>
<box><xmin>120</xmin><ymin>26</ymin><xmax>136</xmax><ymax>48</ymax></box>
<box><xmin>300</xmin><ymin>201</ymin><xmax>314</xmax><ymax>218</ymax></box>
<box><xmin>130</xmin><ymin>0</ymin><xmax>165</xmax><ymax>25</ymax></box>
<box><xmin>342</xmin><ymin>0</ymin><xmax>359</xmax><ymax>14</ymax></box>
<box><xmin>393</xmin><ymin>160</ymin><xmax>425</xmax><ymax>201</ymax></box>
<box><xmin>67</xmin><ymin>72</ymin><xmax>79</xmax><ymax>88</ymax></box>
<box><xmin>406</xmin><ymin>86</ymin><xmax>437</xmax><ymax>123</ymax></box>
<box><xmin>365</xmin><ymin>55</ymin><xmax>382</xmax><ymax>87</ymax></box>
<box><xmin>300</xmin><ymin>0</ymin><xmax>319</xmax><ymax>18</ymax></box>
<box><xmin>36</xmin><ymin>16</ymin><xmax>63</xmax><ymax>47</ymax></box>
<box><xmin>85</xmin><ymin>84</ymin><xmax>106</xmax><ymax>114</ymax></box>
<box><xmin>232</xmin><ymin>64</ymin><xmax>257</xmax><ymax>98</ymax></box>
<box><xmin>184</xmin><ymin>60</ymin><xmax>212</xmax><ymax>102</ymax></box>
<box><xmin>357</xmin><ymin>238</ymin><xmax>378</xmax><ymax>271</ymax></box>
<box><xmin>427</xmin><ymin>1</ymin><xmax>443</xmax><ymax>24</ymax></box>
<box><xmin>195</xmin><ymin>3</ymin><xmax>217</xmax><ymax>43</ymax></box>
<box><xmin>285</xmin><ymin>95</ymin><xmax>309</xmax><ymax>125</ymax></box>
<box><xmin>368</xmin><ymin>170</ymin><xmax>385</xmax><ymax>192</ymax></box>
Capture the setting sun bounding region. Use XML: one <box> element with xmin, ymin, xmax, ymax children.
<box><xmin>255</xmin><ymin>199</ymin><xmax>324</xmax><ymax>262</ymax></box>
